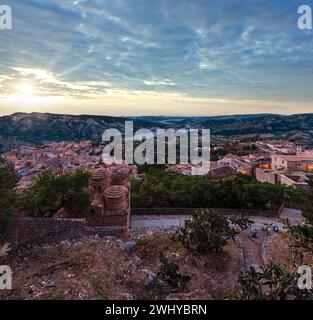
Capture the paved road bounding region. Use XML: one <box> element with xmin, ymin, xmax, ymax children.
<box><xmin>131</xmin><ymin>207</ymin><xmax>303</xmax><ymax>230</ymax></box>
<box><xmin>279</xmin><ymin>208</ymin><xmax>303</xmax><ymax>225</ymax></box>
<box><xmin>132</xmin><ymin>214</ymin><xmax>285</xmax><ymax>230</ymax></box>
<box><xmin>132</xmin><ymin>215</ymin><xmax>191</xmax><ymax>229</ymax></box>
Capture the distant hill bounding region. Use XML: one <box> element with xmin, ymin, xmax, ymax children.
<box><xmin>0</xmin><ymin>112</ymin><xmax>158</xmax><ymax>152</ymax></box>
<box><xmin>1</xmin><ymin>112</ymin><xmax>313</xmax><ymax>152</ymax></box>
<box><xmin>132</xmin><ymin>113</ymin><xmax>313</xmax><ymax>134</ymax></box>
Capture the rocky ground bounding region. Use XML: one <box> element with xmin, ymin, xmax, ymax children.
<box><xmin>0</xmin><ymin>214</ymin><xmax>305</xmax><ymax>300</ymax></box>
<box><xmin>0</xmin><ymin>229</ymin><xmax>238</xmax><ymax>300</ymax></box>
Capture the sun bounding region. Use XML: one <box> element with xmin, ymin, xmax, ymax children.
<box><xmin>6</xmin><ymin>82</ymin><xmax>38</xmax><ymax>108</ymax></box>
<box><xmin>5</xmin><ymin>81</ymin><xmax>61</xmax><ymax>110</ymax></box>
<box><xmin>18</xmin><ymin>83</ymin><xmax>34</xmax><ymax>96</ymax></box>
<box><xmin>6</xmin><ymin>82</ymin><xmax>58</xmax><ymax>109</ymax></box>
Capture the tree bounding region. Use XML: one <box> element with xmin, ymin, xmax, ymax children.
<box><xmin>20</xmin><ymin>170</ymin><xmax>91</xmax><ymax>217</ymax></box>
<box><xmin>302</xmin><ymin>180</ymin><xmax>313</xmax><ymax>224</ymax></box>
<box><xmin>131</xmin><ymin>170</ymin><xmax>301</xmax><ymax>210</ymax></box>
<box><xmin>0</xmin><ymin>167</ymin><xmax>19</xmax><ymax>238</ymax></box>
<box><xmin>19</xmin><ymin>171</ymin><xmax>61</xmax><ymax>217</ymax></box>
<box><xmin>56</xmin><ymin>170</ymin><xmax>91</xmax><ymax>216</ymax></box>
<box><xmin>132</xmin><ymin>175</ymin><xmax>170</xmax><ymax>207</ymax></box>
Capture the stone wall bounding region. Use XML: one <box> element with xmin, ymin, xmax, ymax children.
<box><xmin>255</xmin><ymin>168</ymin><xmax>278</xmax><ymax>185</ymax></box>
<box><xmin>5</xmin><ymin>217</ymin><xmax>130</xmax><ymax>249</ymax></box>
<box><xmin>5</xmin><ymin>217</ymin><xmax>88</xmax><ymax>249</ymax></box>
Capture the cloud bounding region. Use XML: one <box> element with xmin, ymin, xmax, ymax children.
<box><xmin>0</xmin><ymin>67</ymin><xmax>111</xmax><ymax>97</ymax></box>
<box><xmin>0</xmin><ymin>0</ymin><xmax>312</xmax><ymax>116</ymax></box>
<box><xmin>143</xmin><ymin>78</ymin><xmax>176</xmax><ymax>87</ymax></box>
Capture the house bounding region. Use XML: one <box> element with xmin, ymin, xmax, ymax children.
<box><xmin>218</xmin><ymin>155</ymin><xmax>253</xmax><ymax>175</ymax></box>
<box><xmin>210</xmin><ymin>166</ymin><xmax>236</xmax><ymax>179</ymax></box>
<box><xmin>271</xmin><ymin>154</ymin><xmax>313</xmax><ymax>171</ymax></box>
<box><xmin>256</xmin><ymin>167</ymin><xmax>312</xmax><ymax>190</ymax></box>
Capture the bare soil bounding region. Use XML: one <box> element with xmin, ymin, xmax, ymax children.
<box><xmin>0</xmin><ymin>227</ymin><xmax>305</xmax><ymax>300</ymax></box>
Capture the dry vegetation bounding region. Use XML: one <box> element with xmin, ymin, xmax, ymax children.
<box><xmin>0</xmin><ymin>226</ymin><xmax>311</xmax><ymax>300</ymax></box>
<box><xmin>264</xmin><ymin>231</ymin><xmax>313</xmax><ymax>269</ymax></box>
<box><xmin>0</xmin><ymin>230</ymin><xmax>242</xmax><ymax>300</ymax></box>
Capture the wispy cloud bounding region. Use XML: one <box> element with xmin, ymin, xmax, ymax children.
<box><xmin>0</xmin><ymin>0</ymin><xmax>312</xmax><ymax>115</ymax></box>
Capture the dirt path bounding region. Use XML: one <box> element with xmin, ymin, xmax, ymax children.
<box><xmin>236</xmin><ymin>230</ymin><xmax>267</xmax><ymax>271</ymax></box>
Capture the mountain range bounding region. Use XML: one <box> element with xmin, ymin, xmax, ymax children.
<box><xmin>1</xmin><ymin>112</ymin><xmax>313</xmax><ymax>153</ymax></box>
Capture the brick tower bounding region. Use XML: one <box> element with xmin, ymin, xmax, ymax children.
<box><xmin>87</xmin><ymin>166</ymin><xmax>131</xmax><ymax>231</ymax></box>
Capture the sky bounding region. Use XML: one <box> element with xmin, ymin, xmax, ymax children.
<box><xmin>0</xmin><ymin>0</ymin><xmax>312</xmax><ymax>116</ymax></box>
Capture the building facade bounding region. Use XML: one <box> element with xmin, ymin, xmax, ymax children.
<box><xmin>271</xmin><ymin>154</ymin><xmax>313</xmax><ymax>171</ymax></box>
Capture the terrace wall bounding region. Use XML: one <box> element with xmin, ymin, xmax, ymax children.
<box><xmin>4</xmin><ymin>217</ymin><xmax>129</xmax><ymax>249</ymax></box>
<box><xmin>5</xmin><ymin>217</ymin><xmax>88</xmax><ymax>249</ymax></box>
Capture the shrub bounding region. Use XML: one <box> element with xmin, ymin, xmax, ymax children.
<box><xmin>229</xmin><ymin>214</ymin><xmax>253</xmax><ymax>230</ymax></box>
<box><xmin>286</xmin><ymin>220</ymin><xmax>313</xmax><ymax>264</ymax></box>
<box><xmin>158</xmin><ymin>252</ymin><xmax>191</xmax><ymax>289</ymax></box>
<box><xmin>288</xmin><ymin>222</ymin><xmax>313</xmax><ymax>251</ymax></box>
<box><xmin>302</xmin><ymin>180</ymin><xmax>313</xmax><ymax>224</ymax></box>
<box><xmin>135</xmin><ymin>238</ymin><xmax>149</xmax><ymax>246</ymax></box>
<box><xmin>177</xmin><ymin>209</ymin><xmax>227</xmax><ymax>254</ymax></box>
<box><xmin>177</xmin><ymin>209</ymin><xmax>249</xmax><ymax>254</ymax></box>
<box><xmin>0</xmin><ymin>167</ymin><xmax>19</xmax><ymax>238</ymax></box>
<box><xmin>238</xmin><ymin>261</ymin><xmax>313</xmax><ymax>300</ymax></box>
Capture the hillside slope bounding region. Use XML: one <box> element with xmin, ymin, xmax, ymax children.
<box><xmin>1</xmin><ymin>112</ymin><xmax>313</xmax><ymax>152</ymax></box>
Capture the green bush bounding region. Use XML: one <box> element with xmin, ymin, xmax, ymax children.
<box><xmin>0</xmin><ymin>167</ymin><xmax>19</xmax><ymax>239</ymax></box>
<box><xmin>229</xmin><ymin>214</ymin><xmax>253</xmax><ymax>230</ymax></box>
<box><xmin>238</xmin><ymin>261</ymin><xmax>313</xmax><ymax>300</ymax></box>
<box><xmin>286</xmin><ymin>220</ymin><xmax>313</xmax><ymax>264</ymax></box>
<box><xmin>288</xmin><ymin>222</ymin><xmax>313</xmax><ymax>250</ymax></box>
<box><xmin>177</xmin><ymin>209</ymin><xmax>244</xmax><ymax>254</ymax></box>
<box><xmin>302</xmin><ymin>180</ymin><xmax>313</xmax><ymax>224</ymax></box>
<box><xmin>158</xmin><ymin>252</ymin><xmax>191</xmax><ymax>289</ymax></box>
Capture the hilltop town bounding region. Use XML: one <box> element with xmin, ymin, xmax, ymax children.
<box><xmin>3</xmin><ymin>140</ymin><xmax>139</xmax><ymax>195</ymax></box>
<box><xmin>3</xmin><ymin>133</ymin><xmax>313</xmax><ymax>193</ymax></box>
